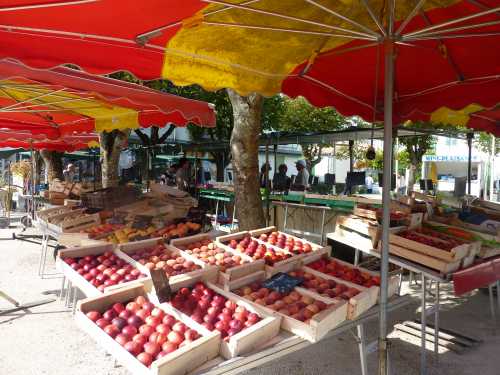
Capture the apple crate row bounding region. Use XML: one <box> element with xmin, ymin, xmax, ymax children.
<box><xmin>56</xmin><ymin>238</ymin><xmax>222</xmax><ymax>298</ymax></box>
<box><xmin>215</xmin><ymin>229</ymin><xmax>325</xmax><ymax>275</ymax></box>
<box><xmin>76</xmin><ymin>279</ymin><xmax>281</xmax><ymax>374</ymax></box>
<box><xmin>379</xmin><ymin>226</ymin><xmax>477</xmax><ymax>275</ymax></box>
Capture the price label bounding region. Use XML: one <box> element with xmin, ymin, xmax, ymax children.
<box><xmin>262</xmin><ymin>272</ymin><xmax>303</xmax><ymax>294</ymax></box>
<box><xmin>150</xmin><ymin>268</ymin><xmax>171</xmax><ymax>304</ymax></box>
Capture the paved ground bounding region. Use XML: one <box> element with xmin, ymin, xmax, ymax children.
<box><xmin>0</xmin><ymin>216</ymin><xmax>498</xmax><ymax>375</ymax></box>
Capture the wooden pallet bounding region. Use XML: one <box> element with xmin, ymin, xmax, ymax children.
<box><xmin>227</xmin><ymin>272</ymin><xmax>348</xmax><ymax>343</ymax></box>
<box><xmin>76</xmin><ymin>284</ymin><xmax>220</xmax><ymax>375</ymax></box>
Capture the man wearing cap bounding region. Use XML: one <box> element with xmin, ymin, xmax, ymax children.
<box><xmin>293</xmin><ymin>160</ymin><xmax>310</xmax><ymax>189</ymax></box>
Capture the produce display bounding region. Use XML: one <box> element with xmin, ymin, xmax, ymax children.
<box><xmin>82</xmin><ymin>223</ymin><xmax>125</xmax><ymax>238</ymax></box>
<box><xmin>129</xmin><ymin>243</ymin><xmax>201</xmax><ymax>277</ymax></box>
<box><xmin>169</xmin><ymin>282</ymin><xmax>262</xmax><ymax>341</ymax></box>
<box><xmin>255</xmin><ymin>231</ymin><xmax>314</xmax><ymax>254</ymax></box>
<box><xmin>225</xmin><ymin>235</ymin><xmax>293</xmax><ymax>265</ymax></box>
<box><xmin>181</xmin><ymin>238</ymin><xmax>249</xmax><ymax>272</ymax></box>
<box><xmin>62</xmin><ymin>251</ymin><xmax>145</xmax><ymax>292</ymax></box>
<box><xmin>85</xmin><ymin>295</ymin><xmax>202</xmax><ymax>367</ymax></box>
<box><xmin>105</xmin><ymin>226</ymin><xmax>158</xmax><ymax>244</ymax></box>
<box><xmin>397</xmin><ymin>230</ymin><xmax>457</xmax><ymax>251</ymax></box>
<box><xmin>307</xmin><ymin>258</ymin><xmax>380</xmax><ymax>288</ymax></box>
<box><xmin>288</xmin><ymin>269</ymin><xmax>360</xmax><ymax>300</ymax></box>
<box><xmin>418</xmin><ymin>227</ymin><xmax>465</xmax><ymax>246</ymax></box>
<box><xmin>152</xmin><ymin>221</ymin><xmax>201</xmax><ymax>239</ymax></box>
<box><xmin>234</xmin><ymin>282</ymin><xmax>329</xmax><ymax>322</ymax></box>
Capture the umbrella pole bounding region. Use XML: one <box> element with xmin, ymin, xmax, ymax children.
<box><xmin>467</xmin><ymin>133</ymin><xmax>473</xmax><ymax>195</ymax></box>
<box><xmin>379</xmin><ymin>21</ymin><xmax>395</xmax><ymax>375</ymax></box>
<box><xmin>29</xmin><ymin>144</ymin><xmax>35</xmax><ymax>220</ymax></box>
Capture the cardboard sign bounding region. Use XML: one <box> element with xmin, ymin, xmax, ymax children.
<box><xmin>150</xmin><ymin>268</ymin><xmax>172</xmax><ymax>304</ymax></box>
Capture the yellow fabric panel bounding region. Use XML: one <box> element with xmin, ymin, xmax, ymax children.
<box><xmin>87</xmin><ymin>140</ymin><xmax>100</xmax><ymax>148</ymax></box>
<box><xmin>430</xmin><ymin>162</ymin><xmax>438</xmax><ymax>183</ymax></box>
<box><xmin>431</xmin><ymin>104</ymin><xmax>484</xmax><ymax>126</ymax></box>
<box><xmin>163</xmin><ymin>0</ymin><xmax>460</xmax><ymax>96</ymax></box>
<box><xmin>0</xmin><ymin>80</ymin><xmax>139</xmax><ymax>132</ymax></box>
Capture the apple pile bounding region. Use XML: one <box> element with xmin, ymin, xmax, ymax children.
<box><xmin>85</xmin><ymin>295</ymin><xmax>201</xmax><ymax>368</ymax></box>
<box><xmin>235</xmin><ymin>282</ymin><xmax>329</xmax><ymax>323</ymax></box>
<box><xmin>307</xmin><ymin>259</ymin><xmax>380</xmax><ymax>288</ymax></box>
<box><xmin>399</xmin><ymin>230</ymin><xmax>456</xmax><ymax>250</ymax></box>
<box><xmin>182</xmin><ymin>239</ymin><xmax>249</xmax><ymax>272</ymax></box>
<box><xmin>288</xmin><ymin>269</ymin><xmax>360</xmax><ymax>300</ymax></box>
<box><xmin>257</xmin><ymin>232</ymin><xmax>314</xmax><ymax>254</ymax></box>
<box><xmin>63</xmin><ymin>251</ymin><xmax>145</xmax><ymax>292</ymax></box>
<box><xmin>169</xmin><ymin>282</ymin><xmax>261</xmax><ymax>341</ymax></box>
<box><xmin>418</xmin><ymin>228</ymin><xmax>464</xmax><ymax>247</ymax></box>
<box><xmin>82</xmin><ymin>223</ymin><xmax>125</xmax><ymax>238</ymax></box>
<box><xmin>226</xmin><ymin>236</ymin><xmax>292</xmax><ymax>266</ymax></box>
<box><xmin>129</xmin><ymin>244</ymin><xmax>201</xmax><ymax>277</ymax></box>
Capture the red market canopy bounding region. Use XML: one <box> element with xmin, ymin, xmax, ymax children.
<box><xmin>0</xmin><ymin>1</ymin><xmax>498</xmax><ymax>127</ymax></box>
<box><xmin>468</xmin><ymin>108</ymin><xmax>500</xmax><ymax>136</ymax></box>
<box><xmin>0</xmin><ymin>130</ymin><xmax>98</xmax><ymax>151</ymax></box>
<box><xmin>0</xmin><ymin>59</ymin><xmax>216</xmax><ymax>137</ymax></box>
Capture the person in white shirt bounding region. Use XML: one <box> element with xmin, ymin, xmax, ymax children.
<box><xmin>293</xmin><ymin>160</ymin><xmax>310</xmax><ymax>189</ymax></box>
<box><xmin>365</xmin><ymin>174</ymin><xmax>374</xmax><ymax>194</ymax></box>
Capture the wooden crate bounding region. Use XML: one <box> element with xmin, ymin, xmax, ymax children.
<box><xmin>36</xmin><ymin>205</ymin><xmax>72</xmax><ymax>222</ymax></box>
<box><xmin>378</xmin><ymin>243</ymin><xmax>461</xmax><ymax>274</ymax></box>
<box><xmin>297</xmin><ymin>267</ymin><xmax>378</xmax><ymax>319</ymax></box>
<box><xmin>159</xmin><ymin>276</ymin><xmax>281</xmax><ymax>360</ymax></box>
<box><xmin>228</xmin><ymin>272</ymin><xmax>348</xmax><ymax>343</ymax></box>
<box><xmin>249</xmin><ymin>226</ymin><xmax>325</xmax><ymax>252</ymax></box>
<box><xmin>353</xmin><ymin>206</ymin><xmax>378</xmax><ymax>221</ymax></box>
<box><xmin>56</xmin><ymin>243</ymin><xmax>150</xmax><ymax>297</ymax></box>
<box><xmin>76</xmin><ymin>284</ymin><xmax>220</xmax><ymax>375</ymax></box>
<box><xmin>335</xmin><ymin>215</ymin><xmax>379</xmax><ymax>248</ymax></box>
<box><xmin>300</xmin><ymin>251</ymin><xmax>399</xmax><ymax>299</ymax></box>
<box><xmin>389</xmin><ymin>229</ymin><xmax>470</xmax><ymax>262</ymax></box>
<box><xmin>116</xmin><ymin>237</ymin><xmax>218</xmax><ymax>285</ymax></box>
<box><xmin>171</xmin><ymin>233</ymin><xmax>265</xmax><ymax>287</ymax></box>
<box><xmin>216</xmin><ymin>231</ymin><xmax>301</xmax><ymax>278</ymax></box>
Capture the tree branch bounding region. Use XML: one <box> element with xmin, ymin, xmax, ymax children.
<box><xmin>158</xmin><ymin>124</ymin><xmax>176</xmax><ymax>144</ymax></box>
<box><xmin>134</xmin><ymin>129</ymin><xmax>150</xmax><ymax>146</ymax></box>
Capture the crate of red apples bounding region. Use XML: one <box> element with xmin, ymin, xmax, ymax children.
<box><xmin>250</xmin><ymin>226</ymin><xmax>324</xmax><ymax>255</ymax></box>
<box><xmin>170</xmin><ymin>234</ymin><xmax>265</xmax><ymax>287</ymax></box>
<box><xmin>56</xmin><ymin>244</ymin><xmax>149</xmax><ymax>297</ymax></box>
<box><xmin>302</xmin><ymin>251</ymin><xmax>400</xmax><ymax>299</ymax></box>
<box><xmin>230</xmin><ymin>271</ymin><xmax>347</xmax><ymax>342</ymax></box>
<box><xmin>216</xmin><ymin>230</ymin><xmax>312</xmax><ymax>275</ymax></box>
<box><xmin>76</xmin><ymin>284</ymin><xmax>220</xmax><ymax>375</ymax></box>
<box><xmin>166</xmin><ymin>280</ymin><xmax>280</xmax><ymax>358</ymax></box>
<box><xmin>384</xmin><ymin>226</ymin><xmax>472</xmax><ymax>274</ymax></box>
<box><xmin>116</xmin><ymin>238</ymin><xmax>218</xmax><ymax>285</ymax></box>
<box><xmin>287</xmin><ymin>268</ymin><xmax>378</xmax><ymax>319</ymax></box>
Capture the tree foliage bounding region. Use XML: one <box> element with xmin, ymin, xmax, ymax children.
<box><xmin>474</xmin><ymin>132</ymin><xmax>500</xmax><ymax>155</ymax></box>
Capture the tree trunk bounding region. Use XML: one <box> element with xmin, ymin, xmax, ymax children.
<box><xmin>227</xmin><ymin>89</ymin><xmax>265</xmax><ymax>230</ymax></box>
<box><xmin>40</xmin><ymin>150</ymin><xmax>64</xmax><ymax>184</ymax></box>
<box><xmin>99</xmin><ymin>130</ymin><xmax>129</xmax><ymax>188</ymax></box>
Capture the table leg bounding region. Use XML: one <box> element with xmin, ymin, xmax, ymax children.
<box><xmin>214</xmin><ymin>200</ymin><xmax>219</xmax><ymax>229</ymax></box>
<box><xmin>356</xmin><ymin>324</ymin><xmax>368</xmax><ymax>375</ymax></box>
<box><xmin>60</xmin><ymin>276</ymin><xmax>66</xmax><ymax>300</ymax></box>
<box><xmin>354</xmin><ymin>249</ymin><xmax>360</xmax><ymax>266</ymax></box>
<box><xmin>434</xmin><ymin>282</ymin><xmax>440</xmax><ymax>358</ymax></box>
<box><xmin>283</xmin><ymin>203</ymin><xmax>289</xmax><ymax>231</ymax></box>
<box><xmin>72</xmin><ymin>288</ymin><xmax>78</xmax><ymax>315</ymax></box>
<box><xmin>65</xmin><ymin>281</ymin><xmax>72</xmax><ymax>307</ymax></box>
<box><xmin>497</xmin><ymin>281</ymin><xmax>500</xmax><ymax>317</ymax></box>
<box><xmin>320</xmin><ymin>209</ymin><xmax>326</xmax><ymax>246</ymax></box>
<box><xmin>41</xmin><ymin>235</ymin><xmax>48</xmax><ymax>278</ymax></box>
<box><xmin>37</xmin><ymin>234</ymin><xmax>46</xmax><ymax>276</ymax></box>
<box><xmin>488</xmin><ymin>284</ymin><xmax>496</xmax><ymax>324</ymax></box>
<box><xmin>421</xmin><ymin>274</ymin><xmax>427</xmax><ymax>375</ymax></box>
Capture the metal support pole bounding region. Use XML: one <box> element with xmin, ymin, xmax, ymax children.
<box><xmin>467</xmin><ymin>133</ymin><xmax>474</xmax><ymax>195</ymax></box>
<box><xmin>378</xmin><ymin>7</ymin><xmax>395</xmax><ymax>373</ymax></box>
<box><xmin>349</xmin><ymin>139</ymin><xmax>354</xmax><ymax>173</ymax></box>
<box><xmin>320</xmin><ymin>208</ymin><xmax>326</xmax><ymax>245</ymax></box>
<box><xmin>497</xmin><ymin>281</ymin><xmax>500</xmax><ymax>313</ymax></box>
<box><xmin>488</xmin><ymin>284</ymin><xmax>496</xmax><ymax>323</ymax></box>
<box><xmin>434</xmin><ymin>282</ymin><xmax>440</xmax><ymax>357</ymax></box>
<box><xmin>357</xmin><ymin>324</ymin><xmax>369</xmax><ymax>375</ymax></box>
<box><xmin>490</xmin><ymin>136</ymin><xmax>495</xmax><ymax>201</ymax></box>
<box><xmin>60</xmin><ymin>276</ymin><xmax>66</xmax><ymax>300</ymax></box>
<box><xmin>29</xmin><ymin>144</ymin><xmax>36</xmax><ymax>220</ymax></box>
<box><xmin>421</xmin><ymin>274</ymin><xmax>427</xmax><ymax>375</ymax></box>
<box><xmin>265</xmin><ymin>140</ymin><xmax>270</xmax><ymax>225</ymax></box>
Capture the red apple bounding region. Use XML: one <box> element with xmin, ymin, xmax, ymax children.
<box><xmin>103</xmin><ymin>324</ymin><xmax>120</xmax><ymax>338</ymax></box>
<box><xmin>167</xmin><ymin>331</ymin><xmax>184</xmax><ymax>346</ymax></box>
<box><xmin>122</xmin><ymin>325</ymin><xmax>138</xmax><ymax>337</ymax></box>
<box><xmin>127</xmin><ymin>315</ymin><xmax>143</xmax><ymax>328</ymax></box>
<box><xmin>161</xmin><ymin>342</ymin><xmax>178</xmax><ymax>354</ymax></box>
<box><xmin>137</xmin><ymin>352</ymin><xmax>153</xmax><ymax>367</ymax></box>
<box><xmin>86</xmin><ymin>311</ymin><xmax>101</xmax><ymax>322</ymax></box>
<box><xmin>149</xmin><ymin>332</ymin><xmax>167</xmax><ymax>346</ymax></box>
<box><xmin>132</xmin><ymin>334</ymin><xmax>148</xmax><ymax>346</ymax></box>
<box><xmin>143</xmin><ymin>342</ymin><xmax>161</xmax><ymax>357</ymax></box>
<box><xmin>96</xmin><ymin>318</ymin><xmax>110</xmax><ymax>329</ymax></box>
<box><xmin>162</xmin><ymin>315</ymin><xmax>176</xmax><ymax>327</ymax></box>
<box><xmin>118</xmin><ymin>310</ymin><xmax>132</xmax><ymax>319</ymax></box>
<box><xmin>115</xmin><ymin>333</ymin><xmax>130</xmax><ymax>346</ymax></box>
<box><xmin>111</xmin><ymin>317</ymin><xmax>127</xmax><ymax>331</ymax></box>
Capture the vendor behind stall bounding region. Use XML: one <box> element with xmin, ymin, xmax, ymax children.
<box><xmin>176</xmin><ymin>158</ymin><xmax>191</xmax><ymax>191</ymax></box>
<box><xmin>63</xmin><ymin>164</ymin><xmax>76</xmax><ymax>183</ymax></box>
<box><xmin>273</xmin><ymin>164</ymin><xmax>291</xmax><ymax>191</ymax></box>
<box><xmin>291</xmin><ymin>159</ymin><xmax>309</xmax><ymax>190</ymax></box>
